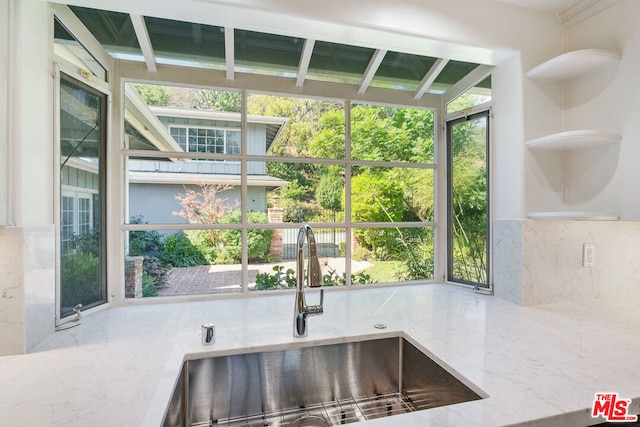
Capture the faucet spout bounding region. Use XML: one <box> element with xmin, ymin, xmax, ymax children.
<box><xmin>293</xmin><ymin>225</ymin><xmax>324</xmax><ymax>338</ymax></box>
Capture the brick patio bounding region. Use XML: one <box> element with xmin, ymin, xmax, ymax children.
<box><xmin>156</xmin><ymin>258</ymin><xmax>372</xmax><ymax>297</ymax></box>
<box><xmin>158</xmin><ymin>264</ymin><xmax>259</xmax><ymax>296</ymax></box>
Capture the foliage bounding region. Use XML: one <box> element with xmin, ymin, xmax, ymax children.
<box><xmin>173</xmin><ymin>184</ymin><xmax>239</xmax><ymax>224</ymax></box>
<box><xmin>308</xmin><ymin>109</ymin><xmax>346</xmax><ymax>159</ymax></box>
<box><xmin>141</xmin><ymin>257</ymin><xmax>171</xmax><ymax>297</ymax></box>
<box><xmin>68</xmin><ymin>229</ymin><xmax>101</xmax><ymax>258</ymax></box>
<box><xmin>254</xmin><ymin>265</ymin><xmax>296</xmax><ymax>290</ymax></box>
<box><xmin>315</xmin><ymin>166</ymin><xmax>343</xmax><ymax>211</ymax></box>
<box><xmin>350</xmin><ymin>173</ymin><xmax>404</xmax><ymax>251</ymax></box>
<box><xmin>279</xmin><ymin>179</ymin><xmax>312</xmax><ymax>203</ymax></box>
<box><xmin>143</xmin><ymin>256</ymin><xmax>170</xmax><ymax>287</ymax></box>
<box><xmin>215</xmin><ymin>211</ymin><xmax>274</xmax><ymax>263</ymax></box>
<box><xmin>142</xmin><ymin>271</ymin><xmax>160</xmax><ymax>297</ymax></box>
<box><xmin>350</xmin><ymin>173</ymin><xmax>404</xmax><ymax>223</ymax></box>
<box><xmin>449</xmin><ymin>118</ymin><xmax>488</xmax><ymax>284</ymax></box>
<box><xmin>395</xmin><ymin>238</ymin><xmax>434</xmax><ymax>281</ymax></box>
<box><xmin>322</xmin><ymin>268</ymin><xmax>376</xmax><ymax>286</ymax></box>
<box><xmin>60</xmin><ymin>250</ymin><xmax>101</xmax><ymax>309</ymax></box>
<box><xmin>159</xmin><ymin>231</ymin><xmax>208</xmax><ymax>267</ymax></box>
<box><xmin>189</xmin><ymin>89</ymin><xmax>241</xmax><ymax>112</ymax></box>
<box><xmin>128</xmin><ymin>216</ymin><xmax>163</xmax><ymax>257</ymax></box>
<box><xmin>132</xmin><ymin>83</ymin><xmax>173</xmax><ymax>106</ymax></box>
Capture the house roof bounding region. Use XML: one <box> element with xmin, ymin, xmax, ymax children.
<box><xmin>122</xmin><ymin>84</ymin><xmax>288</xmax><ymax>154</ymax></box>
<box><xmin>128</xmin><ymin>171</ymin><xmax>287</xmax><ymax>189</ymax></box>
<box><xmin>124</xmin><ymin>83</ymin><xmax>183</xmax><ymax>152</ymax></box>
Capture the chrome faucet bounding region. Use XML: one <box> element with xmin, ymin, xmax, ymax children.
<box><xmin>293</xmin><ymin>225</ymin><xmax>324</xmax><ymax>338</ymax></box>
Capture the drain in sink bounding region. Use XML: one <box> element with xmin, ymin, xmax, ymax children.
<box><xmin>290</xmin><ymin>415</ymin><xmax>330</xmax><ymax>427</ymax></box>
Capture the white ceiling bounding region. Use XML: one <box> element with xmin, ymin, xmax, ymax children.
<box><xmin>497</xmin><ymin>0</ymin><xmax>582</xmax><ymax>13</ymax></box>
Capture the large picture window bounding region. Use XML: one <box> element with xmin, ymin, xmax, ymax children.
<box><xmin>123</xmin><ymin>85</ymin><xmax>436</xmax><ymax>298</ymax></box>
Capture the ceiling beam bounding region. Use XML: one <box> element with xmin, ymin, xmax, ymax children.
<box><xmin>225</xmin><ymin>27</ymin><xmax>235</xmax><ymax>80</ymax></box>
<box><xmin>129</xmin><ymin>14</ymin><xmax>157</xmax><ymax>72</ymax></box>
<box><xmin>358</xmin><ymin>49</ymin><xmax>386</xmax><ymax>94</ymax></box>
<box><xmin>443</xmin><ymin>64</ymin><xmax>493</xmax><ymax>105</ymax></box>
<box><xmin>51</xmin><ymin>3</ymin><xmax>114</xmax><ymax>72</ymax></box>
<box><xmin>414</xmin><ymin>58</ymin><xmax>449</xmax><ymax>100</ymax></box>
<box><xmin>296</xmin><ymin>39</ymin><xmax>315</xmax><ymax>87</ymax></box>
<box><xmin>118</xmin><ymin>59</ymin><xmax>441</xmax><ymax>110</ymax></box>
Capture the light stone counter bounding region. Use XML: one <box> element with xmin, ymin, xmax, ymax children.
<box><xmin>1</xmin><ymin>284</ymin><xmax>639</xmax><ymax>426</ymax></box>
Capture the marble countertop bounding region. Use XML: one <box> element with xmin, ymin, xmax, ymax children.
<box><xmin>1</xmin><ymin>284</ymin><xmax>640</xmax><ymax>426</ymax></box>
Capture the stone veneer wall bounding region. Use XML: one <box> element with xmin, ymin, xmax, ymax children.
<box><xmin>124</xmin><ymin>256</ymin><xmax>143</xmax><ymax>298</ymax></box>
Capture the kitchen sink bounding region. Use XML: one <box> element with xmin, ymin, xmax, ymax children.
<box><xmin>161</xmin><ymin>335</ymin><xmax>485</xmax><ymax>426</ymax></box>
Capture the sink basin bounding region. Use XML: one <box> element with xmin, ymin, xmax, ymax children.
<box><xmin>162</xmin><ymin>335</ymin><xmax>485</xmax><ymax>426</ymax></box>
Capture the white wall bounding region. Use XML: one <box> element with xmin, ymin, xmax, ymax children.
<box><xmin>0</xmin><ymin>0</ymin><xmax>8</xmax><ymax>226</ymax></box>
<box><xmin>495</xmin><ymin>0</ymin><xmax>640</xmax><ymax>306</ymax></box>
<box><xmin>0</xmin><ymin>0</ymin><xmax>55</xmax><ymax>355</ymax></box>
<box><xmin>563</xmin><ymin>0</ymin><xmax>640</xmax><ymax>219</ymax></box>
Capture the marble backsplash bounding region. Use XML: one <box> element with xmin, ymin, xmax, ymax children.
<box><xmin>494</xmin><ymin>219</ymin><xmax>640</xmax><ymax>306</ymax></box>
<box><xmin>0</xmin><ymin>225</ymin><xmax>55</xmax><ymax>355</ymax></box>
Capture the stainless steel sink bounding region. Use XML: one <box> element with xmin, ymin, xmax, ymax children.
<box><xmin>162</xmin><ymin>335</ymin><xmax>485</xmax><ymax>426</ymax></box>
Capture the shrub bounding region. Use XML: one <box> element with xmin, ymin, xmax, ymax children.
<box><xmin>142</xmin><ymin>271</ymin><xmax>160</xmax><ymax>297</ymax></box>
<box><xmin>68</xmin><ymin>230</ymin><xmax>101</xmax><ymax>257</ymax></box>
<box><xmin>322</xmin><ymin>268</ymin><xmax>376</xmax><ymax>286</ymax></box>
<box><xmin>60</xmin><ymin>250</ymin><xmax>101</xmax><ymax>310</ymax></box>
<box><xmin>143</xmin><ymin>257</ymin><xmax>170</xmax><ymax>286</ymax></box>
<box><xmin>159</xmin><ymin>231</ymin><xmax>207</xmax><ymax>267</ymax></box>
<box><xmin>254</xmin><ymin>265</ymin><xmax>296</xmax><ymax>290</ymax></box>
<box><xmin>316</xmin><ymin>167</ymin><xmax>343</xmax><ymax>211</ymax></box>
<box><xmin>216</xmin><ymin>211</ymin><xmax>274</xmax><ymax>263</ymax></box>
<box><xmin>184</xmin><ymin>230</ymin><xmax>217</xmax><ymax>264</ymax></box>
<box><xmin>128</xmin><ymin>216</ymin><xmax>162</xmax><ymax>257</ymax></box>
<box><xmin>349</xmin><ymin>173</ymin><xmax>404</xmax><ymax>251</ymax></box>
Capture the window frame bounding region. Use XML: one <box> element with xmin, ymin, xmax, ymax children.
<box><xmin>54</xmin><ymin>68</ymin><xmax>110</xmax><ymax>324</ymax></box>
<box><xmin>122</xmin><ymin>89</ymin><xmax>438</xmax><ymax>296</ymax></box>
<box><xmin>445</xmin><ymin>108</ymin><xmax>492</xmax><ymax>289</ymax></box>
<box><xmin>169</xmin><ymin>124</ymin><xmax>241</xmax><ymax>155</ymax></box>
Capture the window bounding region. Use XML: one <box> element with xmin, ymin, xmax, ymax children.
<box><xmin>61</xmin><ymin>192</ymin><xmax>95</xmax><ymax>253</ymax></box>
<box><xmin>170</xmin><ymin>126</ymin><xmax>241</xmax><ymax>155</ymax></box>
<box><xmin>446</xmin><ymin>110</ymin><xmax>490</xmax><ymax>287</ymax></box>
<box><xmin>58</xmin><ymin>74</ymin><xmax>107</xmax><ymax>319</ymax></box>
<box><xmin>123</xmin><ymin>85</ymin><xmax>436</xmax><ymax>298</ymax></box>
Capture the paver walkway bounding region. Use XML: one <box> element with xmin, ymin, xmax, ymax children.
<box><xmin>156</xmin><ymin>258</ymin><xmax>372</xmax><ymax>296</ymax></box>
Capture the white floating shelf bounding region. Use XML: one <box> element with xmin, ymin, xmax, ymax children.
<box><xmin>527</xmin><ymin>49</ymin><xmax>621</xmax><ymax>81</ymax></box>
<box><xmin>526</xmin><ymin>130</ymin><xmax>621</xmax><ymax>151</ymax></box>
<box><xmin>527</xmin><ymin>212</ymin><xmax>620</xmax><ymax>221</ymax></box>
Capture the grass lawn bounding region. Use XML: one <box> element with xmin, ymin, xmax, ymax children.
<box><xmin>360</xmin><ymin>260</ymin><xmax>404</xmax><ymax>283</ymax></box>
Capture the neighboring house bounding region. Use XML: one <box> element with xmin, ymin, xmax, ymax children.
<box><xmin>124</xmin><ymin>85</ymin><xmax>288</xmax><ymax>225</ymax></box>
<box><xmin>60</xmin><ymin>85</ymin><xmax>288</xmax><ymax>247</ymax></box>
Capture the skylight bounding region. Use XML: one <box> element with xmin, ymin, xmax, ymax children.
<box><xmin>62</xmin><ymin>5</ymin><xmax>492</xmax><ymax>98</ymax></box>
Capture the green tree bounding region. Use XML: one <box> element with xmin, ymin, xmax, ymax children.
<box><xmin>132</xmin><ymin>83</ymin><xmax>173</xmax><ymax>106</ymax></box>
<box><xmin>315</xmin><ymin>166</ymin><xmax>343</xmax><ymax>211</ymax></box>
<box><xmin>190</xmin><ymin>89</ymin><xmax>241</xmax><ymax>112</ymax></box>
<box><xmin>349</xmin><ymin>173</ymin><xmax>404</xmax><ymax>253</ymax></box>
